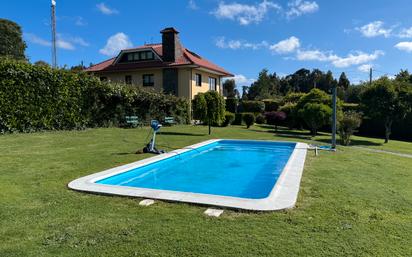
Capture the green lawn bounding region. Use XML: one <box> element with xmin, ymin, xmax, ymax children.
<box><xmin>1</xmin><ymin>125</ymin><xmax>411</xmax><ymax>257</ymax></box>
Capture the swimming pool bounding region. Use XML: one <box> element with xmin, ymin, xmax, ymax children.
<box><xmin>69</xmin><ymin>139</ymin><xmax>308</xmax><ymax>211</ymax></box>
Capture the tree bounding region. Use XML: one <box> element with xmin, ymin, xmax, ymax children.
<box><xmin>395</xmin><ymin>69</ymin><xmax>412</xmax><ymax>83</ymax></box>
<box><xmin>361</xmin><ymin>77</ymin><xmax>412</xmax><ymax>143</ymax></box>
<box><xmin>241</xmin><ymin>86</ymin><xmax>249</xmax><ymax>100</ymax></box>
<box><xmin>338</xmin><ymin>111</ymin><xmax>362</xmax><ymax>146</ymax></box>
<box><xmin>192</xmin><ymin>93</ymin><xmax>207</xmax><ymax>122</ymax></box>
<box><xmin>193</xmin><ymin>91</ymin><xmax>225</xmax><ymax>135</ymax></box>
<box><xmin>247</xmin><ymin>69</ymin><xmax>280</xmax><ymax>99</ymax></box>
<box><xmin>34</xmin><ymin>60</ymin><xmax>50</xmax><ymax>67</ymax></box>
<box><xmin>242</xmin><ymin>113</ymin><xmax>255</xmax><ymax>129</ymax></box>
<box><xmin>223</xmin><ymin>79</ymin><xmax>237</xmax><ymax>98</ymax></box>
<box><xmin>265</xmin><ymin>111</ymin><xmax>286</xmax><ymax>132</ymax></box>
<box><xmin>0</xmin><ymin>19</ymin><xmax>26</xmax><ymax>60</ymax></box>
<box><xmin>298</xmin><ymin>103</ymin><xmax>332</xmax><ymax>136</ymax></box>
<box><xmin>338</xmin><ymin>72</ymin><xmax>350</xmax><ymax>90</ymax></box>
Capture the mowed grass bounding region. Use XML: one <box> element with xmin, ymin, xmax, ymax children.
<box><xmin>0</xmin><ymin>125</ymin><xmax>411</xmax><ymax>257</ymax></box>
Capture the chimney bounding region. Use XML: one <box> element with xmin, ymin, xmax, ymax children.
<box><xmin>160</xmin><ymin>27</ymin><xmax>182</xmax><ymax>62</ymax></box>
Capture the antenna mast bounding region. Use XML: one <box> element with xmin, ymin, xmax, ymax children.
<box><xmin>51</xmin><ymin>0</ymin><xmax>57</xmax><ymax>68</ymax></box>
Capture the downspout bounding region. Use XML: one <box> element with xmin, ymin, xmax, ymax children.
<box><xmin>189</xmin><ymin>68</ymin><xmax>193</xmax><ymax>123</ymax></box>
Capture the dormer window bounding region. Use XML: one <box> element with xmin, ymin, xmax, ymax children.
<box><xmin>119</xmin><ymin>50</ymin><xmax>155</xmax><ymax>63</ymax></box>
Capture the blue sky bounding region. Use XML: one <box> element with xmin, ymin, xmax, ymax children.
<box><xmin>2</xmin><ymin>0</ymin><xmax>412</xmax><ymax>86</ymax></box>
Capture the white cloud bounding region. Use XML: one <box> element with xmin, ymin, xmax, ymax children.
<box><xmin>296</xmin><ymin>49</ymin><xmax>384</xmax><ymax>68</ymax></box>
<box><xmin>188</xmin><ymin>0</ymin><xmax>198</xmax><ymax>10</ymax></box>
<box><xmin>25</xmin><ymin>33</ymin><xmax>89</xmax><ymax>50</ymax></box>
<box><xmin>215</xmin><ymin>37</ymin><xmax>268</xmax><ymax>50</ymax></box>
<box><xmin>211</xmin><ymin>0</ymin><xmax>281</xmax><ymax>25</ymax></box>
<box><xmin>356</xmin><ymin>21</ymin><xmax>392</xmax><ymax>38</ymax></box>
<box><xmin>96</xmin><ymin>3</ymin><xmax>119</xmax><ymax>15</ymax></box>
<box><xmin>99</xmin><ymin>32</ymin><xmax>133</xmax><ymax>56</ymax></box>
<box><xmin>358</xmin><ymin>64</ymin><xmax>373</xmax><ymax>73</ymax></box>
<box><xmin>394</xmin><ymin>41</ymin><xmax>412</xmax><ymax>52</ymax></box>
<box><xmin>74</xmin><ymin>16</ymin><xmax>87</xmax><ymax>26</ymax></box>
<box><xmin>398</xmin><ymin>27</ymin><xmax>412</xmax><ymax>38</ymax></box>
<box><xmin>232</xmin><ymin>74</ymin><xmax>256</xmax><ymax>86</ymax></box>
<box><xmin>25</xmin><ymin>33</ymin><xmax>51</xmax><ymax>47</ymax></box>
<box><xmin>286</xmin><ymin>0</ymin><xmax>319</xmax><ymax>18</ymax></box>
<box><xmin>56</xmin><ymin>40</ymin><xmax>75</xmax><ymax>50</ymax></box>
<box><xmin>331</xmin><ymin>51</ymin><xmax>384</xmax><ymax>68</ymax></box>
<box><xmin>269</xmin><ymin>36</ymin><xmax>300</xmax><ymax>53</ymax></box>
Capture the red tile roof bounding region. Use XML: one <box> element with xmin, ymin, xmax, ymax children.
<box><xmin>86</xmin><ymin>44</ymin><xmax>233</xmax><ymax>76</ymax></box>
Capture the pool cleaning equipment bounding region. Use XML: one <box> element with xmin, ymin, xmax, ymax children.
<box><xmin>143</xmin><ymin>120</ymin><xmax>165</xmax><ymax>154</ymax></box>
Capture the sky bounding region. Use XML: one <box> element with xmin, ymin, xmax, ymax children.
<box><xmin>2</xmin><ymin>0</ymin><xmax>412</xmax><ymax>87</ymax></box>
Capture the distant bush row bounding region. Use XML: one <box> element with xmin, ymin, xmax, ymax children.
<box><xmin>0</xmin><ymin>59</ymin><xmax>189</xmax><ymax>133</ymax></box>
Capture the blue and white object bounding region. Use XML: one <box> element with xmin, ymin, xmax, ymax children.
<box><xmin>69</xmin><ymin>139</ymin><xmax>308</xmax><ymax>211</ymax></box>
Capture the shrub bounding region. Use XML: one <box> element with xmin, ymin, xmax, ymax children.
<box><xmin>265</xmin><ymin>111</ymin><xmax>286</xmax><ymax>132</ymax></box>
<box><xmin>239</xmin><ymin>100</ymin><xmax>265</xmax><ymax>113</ymax></box>
<box><xmin>222</xmin><ymin>112</ymin><xmax>235</xmax><ymax>127</ymax></box>
<box><xmin>298</xmin><ymin>103</ymin><xmax>332</xmax><ymax>136</ymax></box>
<box><xmin>192</xmin><ymin>91</ymin><xmax>225</xmax><ymax>134</ymax></box>
<box><xmin>283</xmin><ymin>92</ymin><xmax>305</xmax><ymax>103</ymax></box>
<box><xmin>242</xmin><ymin>113</ymin><xmax>255</xmax><ymax>129</ymax></box>
<box><xmin>342</xmin><ymin>103</ymin><xmax>359</xmax><ymax>112</ymax></box>
<box><xmin>279</xmin><ymin>103</ymin><xmax>298</xmax><ymax>129</ymax></box>
<box><xmin>339</xmin><ymin>111</ymin><xmax>362</xmax><ymax>146</ymax></box>
<box><xmin>233</xmin><ymin>113</ymin><xmax>243</xmax><ymax>125</ymax></box>
<box><xmin>225</xmin><ymin>97</ymin><xmax>238</xmax><ymax>113</ymax></box>
<box><xmin>192</xmin><ymin>93</ymin><xmax>207</xmax><ymax>122</ymax></box>
<box><xmin>255</xmin><ymin>114</ymin><xmax>266</xmax><ymax>124</ymax></box>
<box><xmin>296</xmin><ymin>88</ymin><xmax>331</xmax><ymax>110</ymax></box>
<box><xmin>262</xmin><ymin>99</ymin><xmax>281</xmax><ymax>112</ymax></box>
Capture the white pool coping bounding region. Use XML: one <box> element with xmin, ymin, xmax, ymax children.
<box><xmin>68</xmin><ymin>139</ymin><xmax>308</xmax><ymax>211</ymax></box>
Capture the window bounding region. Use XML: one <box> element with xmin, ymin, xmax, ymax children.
<box><xmin>125</xmin><ymin>75</ymin><xmax>132</xmax><ymax>85</ymax></box>
<box><xmin>209</xmin><ymin>77</ymin><xmax>217</xmax><ymax>91</ymax></box>
<box><xmin>100</xmin><ymin>77</ymin><xmax>107</xmax><ymax>82</ymax></box>
<box><xmin>119</xmin><ymin>51</ymin><xmax>155</xmax><ymax>63</ymax></box>
<box><xmin>142</xmin><ymin>74</ymin><xmax>154</xmax><ymax>87</ymax></box>
<box><xmin>195</xmin><ymin>73</ymin><xmax>202</xmax><ymax>86</ymax></box>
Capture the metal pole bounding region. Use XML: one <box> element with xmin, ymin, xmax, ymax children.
<box><xmin>369</xmin><ymin>68</ymin><xmax>372</xmax><ymax>86</ymax></box>
<box><xmin>51</xmin><ymin>0</ymin><xmax>57</xmax><ymax>68</ymax></box>
<box><xmin>331</xmin><ymin>84</ymin><xmax>337</xmax><ymax>149</ymax></box>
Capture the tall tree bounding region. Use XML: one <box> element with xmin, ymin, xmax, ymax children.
<box><xmin>241</xmin><ymin>86</ymin><xmax>249</xmax><ymax>100</ymax></box>
<box><xmin>338</xmin><ymin>72</ymin><xmax>350</xmax><ymax>90</ymax></box>
<box><xmin>395</xmin><ymin>69</ymin><xmax>412</xmax><ymax>83</ymax></box>
<box><xmin>222</xmin><ymin>79</ymin><xmax>237</xmax><ymax>98</ymax></box>
<box><xmin>247</xmin><ymin>69</ymin><xmax>280</xmax><ymax>99</ymax></box>
<box><xmin>361</xmin><ymin>77</ymin><xmax>412</xmax><ymax>143</ymax></box>
<box><xmin>0</xmin><ymin>19</ymin><xmax>26</xmax><ymax>60</ymax></box>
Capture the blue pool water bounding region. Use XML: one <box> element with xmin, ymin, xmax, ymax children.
<box><xmin>97</xmin><ymin>140</ymin><xmax>295</xmax><ymax>199</ymax></box>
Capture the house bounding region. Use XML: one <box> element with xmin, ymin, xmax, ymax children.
<box><xmin>86</xmin><ymin>27</ymin><xmax>233</xmax><ymax>99</ymax></box>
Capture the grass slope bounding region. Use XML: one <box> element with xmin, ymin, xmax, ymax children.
<box><xmin>1</xmin><ymin>125</ymin><xmax>411</xmax><ymax>257</ymax></box>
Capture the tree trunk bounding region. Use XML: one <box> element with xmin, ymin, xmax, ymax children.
<box><xmin>384</xmin><ymin>119</ymin><xmax>392</xmax><ymax>143</ymax></box>
<box><xmin>208</xmin><ymin>119</ymin><xmax>211</xmax><ymax>135</ymax></box>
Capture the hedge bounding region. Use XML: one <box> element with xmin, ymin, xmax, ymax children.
<box><xmin>225</xmin><ymin>97</ymin><xmax>238</xmax><ymax>113</ymax></box>
<box><xmin>0</xmin><ymin>59</ymin><xmax>189</xmax><ymax>133</ymax></box>
<box><xmin>262</xmin><ymin>99</ymin><xmax>281</xmax><ymax>112</ymax></box>
<box><xmin>239</xmin><ymin>100</ymin><xmax>265</xmax><ymax>113</ymax></box>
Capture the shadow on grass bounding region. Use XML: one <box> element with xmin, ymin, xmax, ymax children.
<box><xmin>112</xmin><ymin>152</ymin><xmax>136</xmax><ymax>156</ymax></box>
<box><xmin>315</xmin><ymin>138</ymin><xmax>382</xmax><ymax>146</ymax></box>
<box><xmin>159</xmin><ymin>131</ymin><xmax>206</xmax><ymax>137</ymax></box>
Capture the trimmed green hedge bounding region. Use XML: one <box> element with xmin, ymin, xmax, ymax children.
<box><xmin>262</xmin><ymin>99</ymin><xmax>281</xmax><ymax>112</ymax></box>
<box><xmin>239</xmin><ymin>100</ymin><xmax>265</xmax><ymax>113</ymax></box>
<box><xmin>225</xmin><ymin>97</ymin><xmax>238</xmax><ymax>113</ymax></box>
<box><xmin>0</xmin><ymin>60</ymin><xmax>189</xmax><ymax>133</ymax></box>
